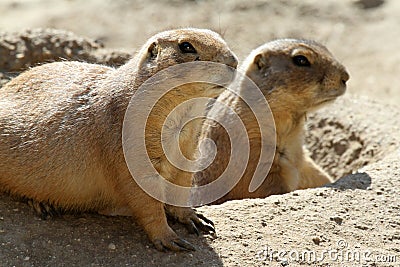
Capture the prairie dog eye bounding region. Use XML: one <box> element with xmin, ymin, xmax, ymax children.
<box><xmin>179</xmin><ymin>42</ymin><xmax>197</xmax><ymax>54</ymax></box>
<box><xmin>148</xmin><ymin>42</ymin><xmax>158</xmax><ymax>59</ymax></box>
<box><xmin>292</xmin><ymin>55</ymin><xmax>311</xmax><ymax>67</ymax></box>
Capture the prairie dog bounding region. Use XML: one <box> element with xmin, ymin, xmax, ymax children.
<box><xmin>0</xmin><ymin>28</ymin><xmax>237</xmax><ymax>251</ymax></box>
<box><xmin>195</xmin><ymin>39</ymin><xmax>349</xmax><ymax>204</ymax></box>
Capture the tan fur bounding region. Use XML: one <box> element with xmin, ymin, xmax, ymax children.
<box><xmin>0</xmin><ymin>28</ymin><xmax>237</xmax><ymax>251</ymax></box>
<box><xmin>195</xmin><ymin>39</ymin><xmax>349</xmax><ymax>204</ymax></box>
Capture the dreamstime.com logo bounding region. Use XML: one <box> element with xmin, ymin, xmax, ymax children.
<box><xmin>122</xmin><ymin>61</ymin><xmax>276</xmax><ymax>206</ymax></box>
<box><xmin>255</xmin><ymin>240</ymin><xmax>398</xmax><ymax>265</ymax></box>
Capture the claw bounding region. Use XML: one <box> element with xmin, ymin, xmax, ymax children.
<box><xmin>190</xmin><ymin>212</ymin><xmax>215</xmax><ymax>234</ymax></box>
<box><xmin>153</xmin><ymin>237</ymin><xmax>195</xmax><ymax>252</ymax></box>
<box><xmin>172</xmin><ymin>238</ymin><xmax>196</xmax><ymax>251</ymax></box>
<box><xmin>165</xmin><ymin>206</ymin><xmax>215</xmax><ymax>236</ymax></box>
<box><xmin>186</xmin><ymin>220</ymin><xmax>200</xmax><ymax>236</ymax></box>
<box><xmin>196</xmin><ymin>213</ymin><xmax>214</xmax><ymax>227</ymax></box>
<box><xmin>26</xmin><ymin>199</ymin><xmax>62</xmax><ymax>220</ymax></box>
<box><xmin>194</xmin><ymin>219</ymin><xmax>215</xmax><ymax>234</ymax></box>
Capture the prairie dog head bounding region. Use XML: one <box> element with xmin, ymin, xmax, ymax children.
<box><xmin>241</xmin><ymin>39</ymin><xmax>349</xmax><ymax>113</ymax></box>
<box><xmin>134</xmin><ymin>28</ymin><xmax>238</xmax><ymax>98</ymax></box>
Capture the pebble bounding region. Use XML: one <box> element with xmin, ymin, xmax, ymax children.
<box><xmin>108</xmin><ymin>243</ymin><xmax>116</xmax><ymax>250</ymax></box>
<box><xmin>330</xmin><ymin>216</ymin><xmax>343</xmax><ymax>225</ymax></box>
<box><xmin>355</xmin><ymin>224</ymin><xmax>369</xmax><ymax>230</ymax></box>
<box><xmin>312</xmin><ymin>237</ymin><xmax>321</xmax><ymax>245</ymax></box>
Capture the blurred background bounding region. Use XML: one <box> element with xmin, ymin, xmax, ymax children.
<box><xmin>0</xmin><ymin>0</ymin><xmax>398</xmax><ymax>105</ymax></box>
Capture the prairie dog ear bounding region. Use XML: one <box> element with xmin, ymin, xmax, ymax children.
<box><xmin>147</xmin><ymin>41</ymin><xmax>159</xmax><ymax>60</ymax></box>
<box><xmin>254</xmin><ymin>54</ymin><xmax>268</xmax><ymax>70</ymax></box>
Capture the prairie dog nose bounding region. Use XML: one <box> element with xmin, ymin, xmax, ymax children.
<box><xmin>341</xmin><ymin>70</ymin><xmax>350</xmax><ymax>86</ymax></box>
<box><xmin>217</xmin><ymin>53</ymin><xmax>238</xmax><ymax>69</ymax></box>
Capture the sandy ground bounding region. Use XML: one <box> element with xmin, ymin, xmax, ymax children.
<box><xmin>0</xmin><ymin>0</ymin><xmax>399</xmax><ymax>266</ymax></box>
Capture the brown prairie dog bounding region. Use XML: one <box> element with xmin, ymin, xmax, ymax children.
<box><xmin>195</xmin><ymin>39</ymin><xmax>349</xmax><ymax>204</ymax></box>
<box><xmin>0</xmin><ymin>28</ymin><xmax>238</xmax><ymax>251</ymax></box>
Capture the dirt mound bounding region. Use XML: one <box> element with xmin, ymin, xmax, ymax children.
<box><xmin>0</xmin><ymin>29</ymin><xmax>399</xmax><ymax>266</ymax></box>
<box><xmin>306</xmin><ymin>97</ymin><xmax>400</xmax><ymax>179</ymax></box>
<box><xmin>0</xmin><ymin>28</ymin><xmax>131</xmax><ymax>86</ymax></box>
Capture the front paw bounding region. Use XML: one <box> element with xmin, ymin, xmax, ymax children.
<box><xmin>24</xmin><ymin>198</ymin><xmax>62</xmax><ymax>219</ymax></box>
<box><xmin>165</xmin><ymin>205</ymin><xmax>215</xmax><ymax>236</ymax></box>
<box><xmin>151</xmin><ymin>231</ymin><xmax>196</xmax><ymax>252</ymax></box>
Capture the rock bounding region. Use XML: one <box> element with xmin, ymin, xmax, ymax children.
<box><xmin>330</xmin><ymin>216</ymin><xmax>344</xmax><ymax>225</ymax></box>
<box><xmin>0</xmin><ymin>28</ymin><xmax>131</xmax><ymax>74</ymax></box>
<box><xmin>312</xmin><ymin>237</ymin><xmax>321</xmax><ymax>245</ymax></box>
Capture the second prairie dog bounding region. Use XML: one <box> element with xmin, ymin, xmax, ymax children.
<box><xmin>195</xmin><ymin>39</ymin><xmax>349</xmax><ymax>203</ymax></box>
<box><xmin>0</xmin><ymin>28</ymin><xmax>237</xmax><ymax>251</ymax></box>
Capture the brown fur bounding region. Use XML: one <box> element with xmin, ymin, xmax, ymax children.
<box><xmin>195</xmin><ymin>39</ymin><xmax>349</xmax><ymax>204</ymax></box>
<box><xmin>0</xmin><ymin>28</ymin><xmax>237</xmax><ymax>251</ymax></box>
